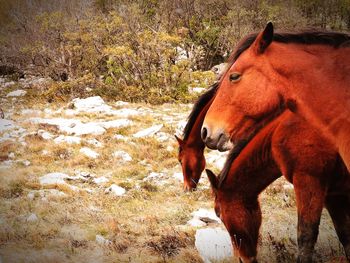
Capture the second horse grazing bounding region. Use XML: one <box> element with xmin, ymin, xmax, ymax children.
<box><xmin>205</xmin><ymin>111</ymin><xmax>350</xmax><ymax>263</ymax></box>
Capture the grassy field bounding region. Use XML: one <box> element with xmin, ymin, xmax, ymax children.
<box><xmin>0</xmin><ymin>79</ymin><xmax>346</xmax><ymax>263</ymax></box>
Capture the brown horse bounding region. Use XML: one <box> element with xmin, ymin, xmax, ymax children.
<box><xmin>175</xmin><ymin>83</ymin><xmax>217</xmax><ymax>191</ymax></box>
<box><xmin>205</xmin><ymin>110</ymin><xmax>350</xmax><ymax>263</ymax></box>
<box><xmin>201</xmin><ymin>23</ymin><xmax>350</xmax><ymax>171</ymax></box>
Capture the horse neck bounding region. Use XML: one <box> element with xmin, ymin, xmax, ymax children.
<box><xmin>222</xmin><ymin>113</ymin><xmax>289</xmax><ymax>199</ymax></box>
<box><xmin>270</xmin><ymin>43</ymin><xmax>350</xmax><ymax>138</ymax></box>
<box><xmin>184</xmin><ymin>100</ymin><xmax>212</xmax><ymax>150</ymax></box>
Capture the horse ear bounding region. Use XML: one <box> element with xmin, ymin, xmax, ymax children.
<box><xmin>254</xmin><ymin>22</ymin><xmax>274</xmax><ymax>54</ymax></box>
<box><xmin>206</xmin><ymin>169</ymin><xmax>218</xmax><ymax>192</ymax></box>
<box><xmin>174</xmin><ymin>134</ymin><xmax>184</xmax><ymax>146</ymax></box>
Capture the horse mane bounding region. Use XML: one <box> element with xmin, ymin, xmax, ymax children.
<box><xmin>227</xmin><ymin>30</ymin><xmax>350</xmax><ymax>66</ymax></box>
<box><xmin>183</xmin><ymin>82</ymin><xmax>219</xmax><ymax>141</ymax></box>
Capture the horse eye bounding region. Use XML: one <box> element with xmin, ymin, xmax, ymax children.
<box><xmin>229</xmin><ymin>73</ymin><xmax>241</xmax><ymax>82</ymax></box>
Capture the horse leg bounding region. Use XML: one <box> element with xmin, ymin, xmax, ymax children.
<box><xmin>293</xmin><ymin>174</ymin><xmax>326</xmax><ymax>263</ymax></box>
<box><xmin>325</xmin><ymin>194</ymin><xmax>350</xmax><ymax>261</ymax></box>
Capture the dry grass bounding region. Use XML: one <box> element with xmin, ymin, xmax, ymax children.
<box><xmin>0</xmin><ymin>92</ymin><xmax>346</xmax><ymax>263</ymax></box>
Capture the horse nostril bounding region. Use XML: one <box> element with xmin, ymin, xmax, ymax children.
<box><xmin>201</xmin><ymin>127</ymin><xmax>208</xmax><ymax>141</ymax></box>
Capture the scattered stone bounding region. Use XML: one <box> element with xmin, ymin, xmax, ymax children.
<box><xmin>195</xmin><ymin>227</ymin><xmax>233</xmax><ymax>263</ymax></box>
<box><xmin>166</xmin><ymin>145</ymin><xmax>174</xmax><ymax>152</ymax></box>
<box><xmin>105</xmin><ymin>184</ymin><xmax>126</xmax><ymax>196</ymax></box>
<box><xmin>37</xmin><ymin>129</ymin><xmax>54</xmax><ymax>140</ymax></box>
<box><xmin>211</xmin><ymin>63</ymin><xmax>227</xmax><ymax>79</ymax></box>
<box><xmin>8</xmin><ymin>152</ymin><xmax>15</xmax><ymax>159</ymax></box>
<box><xmin>80</xmin><ymin>147</ymin><xmax>99</xmax><ymax>159</ymax></box>
<box><xmin>155</xmin><ymin>132</ymin><xmax>169</xmax><ymax>142</ymax></box>
<box><xmin>93</xmin><ymin>176</ymin><xmax>109</xmax><ymax>185</ymax></box>
<box><xmin>95</xmin><ymin>234</ymin><xmax>111</xmax><ymax>245</ymax></box>
<box><xmin>6</xmin><ymin>89</ymin><xmax>27</xmax><ymax>97</ymax></box>
<box><xmin>113</xmin><ymin>151</ymin><xmax>132</xmax><ymax>162</ymax></box>
<box><xmin>26</xmin><ymin>213</ymin><xmax>38</xmax><ymax>223</ymax></box>
<box><xmin>39</xmin><ymin>172</ymin><xmax>69</xmax><ymax>186</ymax></box>
<box><xmin>133</xmin><ymin>124</ymin><xmax>163</xmax><ymax>138</ymax></box>
<box><xmin>22</xmin><ymin>160</ymin><xmax>31</xmax><ymax>166</ymax></box>
<box><xmin>27</xmin><ymin>192</ymin><xmax>35</xmax><ymax>200</ymax></box>
<box><xmin>42</xmin><ymin>150</ymin><xmax>49</xmax><ymax>155</ymax></box>
<box><xmin>54</xmin><ymin>135</ymin><xmax>81</xmax><ymax>144</ymax></box>
<box><xmin>175</xmin><ymin>120</ymin><xmax>187</xmax><ymax>137</ymax></box>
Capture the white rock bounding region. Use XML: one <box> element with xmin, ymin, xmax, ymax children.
<box><xmin>95</xmin><ymin>234</ymin><xmax>111</xmax><ymax>245</ymax></box>
<box><xmin>80</xmin><ymin>147</ymin><xmax>99</xmax><ymax>159</ymax></box>
<box><xmin>72</xmin><ymin>96</ymin><xmax>112</xmax><ymax>113</ymax></box>
<box><xmin>22</xmin><ymin>160</ymin><xmax>31</xmax><ymax>166</ymax></box>
<box><xmin>283</xmin><ymin>183</ymin><xmax>294</xmax><ymax>191</ymax></box>
<box><xmin>155</xmin><ymin>132</ymin><xmax>169</xmax><ymax>142</ymax></box>
<box><xmin>191</xmin><ymin>208</ymin><xmax>221</xmax><ymax>224</ymax></box>
<box><xmin>111</xmin><ymin>108</ymin><xmax>139</xmax><ymax>117</ymax></box>
<box><xmin>54</xmin><ymin>135</ymin><xmax>81</xmax><ymax>144</ymax></box>
<box><xmin>87</xmin><ymin>138</ymin><xmax>103</xmax><ymax>148</ymax></box>
<box><xmin>27</xmin><ymin>192</ymin><xmax>35</xmax><ymax>200</ymax></box>
<box><xmin>97</xmin><ymin>119</ymin><xmax>133</xmax><ymax>129</ymax></box>
<box><xmin>8</xmin><ymin>152</ymin><xmax>15</xmax><ymax>159</ymax></box>
<box><xmin>205</xmin><ymin>151</ymin><xmax>229</xmax><ymax>170</ymax></box>
<box><xmin>37</xmin><ymin>130</ymin><xmax>54</xmax><ymax>140</ymax></box>
<box><xmin>113</xmin><ymin>151</ymin><xmax>132</xmax><ymax>162</ymax></box>
<box><xmin>173</xmin><ymin>172</ymin><xmax>183</xmax><ymax>182</ymax></box>
<box><xmin>39</xmin><ymin>172</ymin><xmax>69</xmax><ymax>186</ymax></box>
<box><xmin>29</xmin><ymin>118</ymin><xmax>106</xmax><ymax>136</ymax></box>
<box><xmin>105</xmin><ymin>184</ymin><xmax>126</xmax><ymax>196</ymax></box>
<box><xmin>187</xmin><ymin>217</ymin><xmax>207</xmax><ymax>227</ymax></box>
<box><xmin>133</xmin><ymin>124</ymin><xmax>163</xmax><ymax>138</ymax></box>
<box><xmin>175</xmin><ymin>120</ymin><xmax>187</xmax><ymax>137</ymax></box>
<box><xmin>61</xmin><ymin>122</ymin><xmax>105</xmax><ymax>136</ymax></box>
<box><xmin>21</xmin><ymin>109</ymin><xmax>42</xmax><ymax>115</ymax></box>
<box><xmin>26</xmin><ymin>213</ymin><xmax>38</xmax><ymax>223</ymax></box>
<box><xmin>6</xmin><ymin>89</ymin><xmax>26</xmax><ymax>97</ymax></box>
<box><xmin>93</xmin><ymin>176</ymin><xmax>109</xmax><ymax>184</ymax></box>
<box><xmin>166</xmin><ymin>145</ymin><xmax>174</xmax><ymax>152</ymax></box>
<box><xmin>1</xmin><ymin>81</ymin><xmax>15</xmax><ymax>88</ymax></box>
<box><xmin>42</xmin><ymin>150</ymin><xmax>49</xmax><ymax>155</ymax></box>
<box><xmin>0</xmin><ymin>119</ymin><xmax>17</xmax><ymax>132</ymax></box>
<box><xmin>195</xmin><ymin>227</ymin><xmax>233</xmax><ymax>263</ymax></box>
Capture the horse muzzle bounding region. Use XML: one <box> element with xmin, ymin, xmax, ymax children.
<box><xmin>201</xmin><ymin>126</ymin><xmax>234</xmax><ymax>152</ymax></box>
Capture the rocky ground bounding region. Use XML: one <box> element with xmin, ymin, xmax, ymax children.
<box><xmin>0</xmin><ymin>77</ymin><xmax>346</xmax><ymax>263</ymax></box>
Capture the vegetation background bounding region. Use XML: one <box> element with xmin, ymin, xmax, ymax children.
<box><xmin>1</xmin><ymin>0</ymin><xmax>350</xmax><ymax>103</ymax></box>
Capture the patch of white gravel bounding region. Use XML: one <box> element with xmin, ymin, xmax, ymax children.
<box><xmin>96</xmin><ymin>119</ymin><xmax>133</xmax><ymax>129</ymax></box>
<box><xmin>87</xmin><ymin>138</ymin><xmax>103</xmax><ymax>148</ymax></box>
<box><xmin>93</xmin><ymin>176</ymin><xmax>109</xmax><ymax>185</ymax></box>
<box><xmin>95</xmin><ymin>234</ymin><xmax>111</xmax><ymax>245</ymax></box>
<box><xmin>37</xmin><ymin>129</ymin><xmax>54</xmax><ymax>140</ymax></box>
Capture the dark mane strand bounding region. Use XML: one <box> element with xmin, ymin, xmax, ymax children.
<box><xmin>183</xmin><ymin>82</ymin><xmax>218</xmax><ymax>141</ymax></box>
